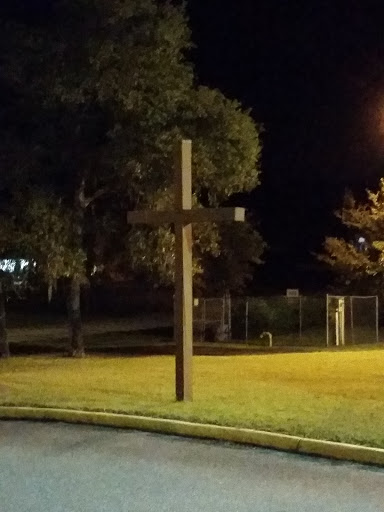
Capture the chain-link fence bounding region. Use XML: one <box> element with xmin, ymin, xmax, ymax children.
<box><xmin>194</xmin><ymin>295</ymin><xmax>380</xmax><ymax>347</ymax></box>
<box><xmin>193</xmin><ymin>296</ymin><xmax>231</xmax><ymax>342</ymax></box>
<box><xmin>326</xmin><ymin>295</ymin><xmax>379</xmax><ymax>346</ymax></box>
<box><xmin>231</xmin><ymin>296</ymin><xmax>326</xmax><ymax>347</ymax></box>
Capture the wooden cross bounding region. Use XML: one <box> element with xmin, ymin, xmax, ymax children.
<box><xmin>127</xmin><ymin>140</ymin><xmax>245</xmax><ymax>401</ymax></box>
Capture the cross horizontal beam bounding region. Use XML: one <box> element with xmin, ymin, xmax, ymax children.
<box><xmin>127</xmin><ymin>207</ymin><xmax>245</xmax><ymax>225</ymax></box>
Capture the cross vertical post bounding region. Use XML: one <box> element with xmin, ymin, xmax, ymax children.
<box><xmin>174</xmin><ymin>140</ymin><xmax>193</xmax><ymax>401</ymax></box>
<box><xmin>126</xmin><ymin>139</ymin><xmax>246</xmax><ymax>402</ymax></box>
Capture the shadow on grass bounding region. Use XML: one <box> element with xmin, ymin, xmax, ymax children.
<box><xmin>8</xmin><ymin>326</ymin><xmax>174</xmax><ymax>356</ymax></box>
<box><xmin>12</xmin><ymin>340</ymin><xmax>380</xmax><ymax>357</ymax></box>
<box><xmin>7</xmin><ymin>324</ymin><xmax>384</xmax><ymax>357</ymax></box>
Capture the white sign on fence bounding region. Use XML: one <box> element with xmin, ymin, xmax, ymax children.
<box><xmin>286</xmin><ymin>289</ymin><xmax>300</xmax><ymax>297</ymax></box>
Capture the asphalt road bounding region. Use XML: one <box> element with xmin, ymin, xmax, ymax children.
<box><xmin>1</xmin><ymin>421</ymin><xmax>384</xmax><ymax>512</ymax></box>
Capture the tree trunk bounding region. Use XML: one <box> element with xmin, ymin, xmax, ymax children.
<box><xmin>0</xmin><ymin>282</ymin><xmax>10</xmax><ymax>358</ymax></box>
<box><xmin>68</xmin><ymin>276</ymin><xmax>84</xmax><ymax>357</ymax></box>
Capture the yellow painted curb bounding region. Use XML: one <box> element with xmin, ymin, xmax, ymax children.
<box><xmin>1</xmin><ymin>406</ymin><xmax>384</xmax><ymax>467</ymax></box>
<box><xmin>297</xmin><ymin>438</ymin><xmax>384</xmax><ymax>467</ymax></box>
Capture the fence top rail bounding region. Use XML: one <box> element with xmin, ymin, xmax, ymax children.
<box><xmin>198</xmin><ymin>294</ymin><xmax>378</xmax><ymax>299</ymax></box>
<box><xmin>327</xmin><ymin>295</ymin><xmax>378</xmax><ymax>299</ymax></box>
<box><xmin>349</xmin><ymin>295</ymin><xmax>378</xmax><ymax>299</ymax></box>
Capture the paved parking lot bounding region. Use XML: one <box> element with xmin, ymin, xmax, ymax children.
<box><xmin>1</xmin><ymin>421</ymin><xmax>384</xmax><ymax>511</ymax></box>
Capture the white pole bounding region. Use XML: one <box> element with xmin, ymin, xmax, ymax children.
<box><xmin>340</xmin><ymin>298</ymin><xmax>345</xmax><ymax>346</ymax></box>
<box><xmin>335</xmin><ymin>307</ymin><xmax>339</xmax><ymax>347</ymax></box>
<box><xmin>350</xmin><ymin>296</ymin><xmax>354</xmax><ymax>344</ymax></box>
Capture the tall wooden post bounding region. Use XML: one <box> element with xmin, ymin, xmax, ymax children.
<box><xmin>174</xmin><ymin>141</ymin><xmax>193</xmax><ymax>400</ymax></box>
<box><xmin>127</xmin><ymin>139</ymin><xmax>245</xmax><ymax>401</ymax></box>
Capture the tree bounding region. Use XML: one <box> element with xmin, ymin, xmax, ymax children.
<box><xmin>0</xmin><ymin>214</ymin><xmax>18</xmax><ymax>358</ymax></box>
<box><xmin>0</xmin><ymin>271</ymin><xmax>11</xmax><ymax>358</ymax></box>
<box><xmin>17</xmin><ymin>194</ymin><xmax>87</xmax><ymax>356</ymax></box>
<box><xmin>0</xmin><ymin>193</ymin><xmax>86</xmax><ymax>356</ymax></box>
<box><xmin>320</xmin><ymin>179</ymin><xmax>384</xmax><ymax>293</ymax></box>
<box><xmin>0</xmin><ymin>266</ymin><xmax>26</xmax><ymax>359</ymax></box>
<box><xmin>0</xmin><ymin>209</ymin><xmax>31</xmax><ymax>358</ymax></box>
<box><xmin>0</xmin><ymin>0</ymin><xmax>263</xmax><ymax>353</ymax></box>
<box><xmin>201</xmin><ymin>221</ymin><xmax>266</xmax><ymax>296</ymax></box>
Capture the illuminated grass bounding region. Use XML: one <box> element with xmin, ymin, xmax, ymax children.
<box><xmin>1</xmin><ymin>350</ymin><xmax>384</xmax><ymax>448</ymax></box>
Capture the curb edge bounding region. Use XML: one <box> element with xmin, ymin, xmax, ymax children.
<box><xmin>1</xmin><ymin>406</ymin><xmax>384</xmax><ymax>467</ymax></box>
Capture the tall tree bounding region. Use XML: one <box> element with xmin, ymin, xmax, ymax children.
<box><xmin>0</xmin><ymin>271</ymin><xmax>11</xmax><ymax>358</ymax></box>
<box><xmin>0</xmin><ymin>214</ymin><xmax>18</xmax><ymax>358</ymax></box>
<box><xmin>0</xmin><ymin>193</ymin><xmax>86</xmax><ymax>356</ymax></box>
<box><xmin>320</xmin><ymin>179</ymin><xmax>384</xmax><ymax>294</ymax></box>
<box><xmin>17</xmin><ymin>194</ymin><xmax>87</xmax><ymax>355</ymax></box>
<box><xmin>0</xmin><ymin>0</ymin><xmax>263</xmax><ymax>353</ymax></box>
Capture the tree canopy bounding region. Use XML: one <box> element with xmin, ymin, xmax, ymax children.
<box><xmin>320</xmin><ymin>179</ymin><xmax>384</xmax><ymax>293</ymax></box>
<box><xmin>1</xmin><ymin>0</ymin><xmax>262</xmax><ymax>240</ymax></box>
<box><xmin>0</xmin><ymin>0</ymin><xmax>264</xmax><ymax>353</ymax></box>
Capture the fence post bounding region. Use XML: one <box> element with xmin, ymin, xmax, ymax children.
<box><xmin>221</xmin><ymin>297</ymin><xmax>225</xmax><ymax>339</ymax></box>
<box><xmin>376</xmin><ymin>296</ymin><xmax>379</xmax><ymax>343</ymax></box>
<box><xmin>227</xmin><ymin>293</ymin><xmax>232</xmax><ymax>339</ymax></box>
<box><xmin>350</xmin><ymin>296</ymin><xmax>354</xmax><ymax>344</ymax></box>
<box><xmin>202</xmin><ymin>298</ymin><xmax>206</xmax><ymax>343</ymax></box>
<box><xmin>245</xmin><ymin>299</ymin><xmax>249</xmax><ymax>342</ymax></box>
<box><xmin>326</xmin><ymin>294</ymin><xmax>329</xmax><ymax>347</ymax></box>
<box><xmin>299</xmin><ymin>296</ymin><xmax>302</xmax><ymax>341</ymax></box>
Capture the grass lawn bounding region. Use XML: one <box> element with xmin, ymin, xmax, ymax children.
<box><xmin>1</xmin><ymin>349</ymin><xmax>384</xmax><ymax>448</ymax></box>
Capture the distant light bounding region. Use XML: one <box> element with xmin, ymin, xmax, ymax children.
<box><xmin>0</xmin><ymin>259</ymin><xmax>30</xmax><ymax>273</ymax></box>
<box><xmin>358</xmin><ymin>237</ymin><xmax>366</xmax><ymax>244</ymax></box>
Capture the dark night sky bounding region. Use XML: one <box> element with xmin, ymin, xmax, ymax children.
<box><xmin>187</xmin><ymin>0</ymin><xmax>384</xmax><ymax>292</ymax></box>
<box><xmin>4</xmin><ymin>1</ymin><xmax>384</xmax><ymax>292</ymax></box>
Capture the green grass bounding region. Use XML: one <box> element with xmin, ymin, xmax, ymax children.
<box><xmin>1</xmin><ymin>350</ymin><xmax>384</xmax><ymax>448</ymax></box>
